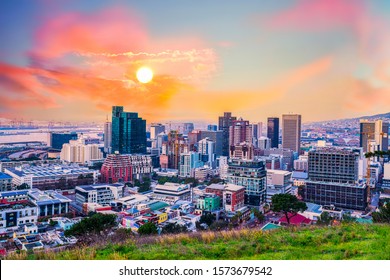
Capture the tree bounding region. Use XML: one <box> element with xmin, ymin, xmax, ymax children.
<box><xmin>64</xmin><ymin>213</ymin><xmax>117</xmax><ymax>237</ymax></box>
<box><xmin>372</xmin><ymin>203</ymin><xmax>390</xmax><ymax>223</ymax></box>
<box><xmin>199</xmin><ymin>212</ymin><xmax>216</xmax><ymax>227</ymax></box>
<box><xmin>161</xmin><ymin>223</ymin><xmax>188</xmax><ymax>234</ymax></box>
<box><xmin>16</xmin><ymin>183</ymin><xmax>30</xmax><ymax>190</ymax></box>
<box><xmin>342</xmin><ymin>213</ymin><xmax>355</xmax><ymax>223</ymax></box>
<box><xmin>138</xmin><ymin>222</ymin><xmax>158</xmax><ymax>235</ymax></box>
<box><xmin>251</xmin><ymin>208</ymin><xmax>265</xmax><ymax>223</ymax></box>
<box><xmin>209</xmin><ymin>220</ymin><xmax>228</xmax><ymax>231</ymax></box>
<box><xmin>271</xmin><ymin>194</ymin><xmax>307</xmax><ymax>225</ymax></box>
<box><xmin>317</xmin><ymin>212</ymin><xmax>333</xmax><ymax>226</ymax></box>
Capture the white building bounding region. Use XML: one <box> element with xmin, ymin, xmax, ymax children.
<box><xmin>151</xmin><ymin>182</ymin><xmax>191</xmax><ymax>204</ymax></box>
<box><xmin>179</xmin><ymin>152</ymin><xmax>203</xmax><ymax>178</ymax></box>
<box><xmin>294</xmin><ymin>155</ymin><xmax>308</xmax><ymax>172</ymax></box>
<box><xmin>258</xmin><ymin>136</ymin><xmax>271</xmax><ymax>150</ymax></box>
<box><xmin>266</xmin><ymin>169</ymin><xmax>292</xmax><ymax>203</ymax></box>
<box><xmin>5</xmin><ymin>164</ymin><xmax>99</xmax><ymax>189</ymax></box>
<box><xmin>0</xmin><ymin>201</ymin><xmax>38</xmax><ymax>229</ymax></box>
<box><xmin>104</xmin><ymin>121</ymin><xmax>112</xmax><ymax>154</ymax></box>
<box><xmin>198</xmin><ymin>138</ymin><xmax>216</xmax><ymax>168</ymax></box>
<box><xmin>75</xmin><ymin>183</ymin><xmax>124</xmax><ymax>206</ymax></box>
<box><xmin>61</xmin><ymin>137</ymin><xmax>103</xmax><ymax>164</ymax></box>
<box><xmin>218</xmin><ymin>156</ymin><xmax>229</xmax><ymax>179</ymax></box>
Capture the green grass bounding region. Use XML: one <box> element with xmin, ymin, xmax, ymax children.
<box><xmin>6</xmin><ymin>223</ymin><xmax>390</xmax><ymax>260</ymax></box>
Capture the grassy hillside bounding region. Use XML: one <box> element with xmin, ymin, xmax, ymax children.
<box><xmin>7</xmin><ymin>223</ymin><xmax>390</xmax><ymax>260</ymax></box>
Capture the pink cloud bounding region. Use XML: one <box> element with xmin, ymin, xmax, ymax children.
<box><xmin>0</xmin><ymin>6</ymin><xmax>218</xmax><ymax>121</ymax></box>
<box><xmin>265</xmin><ymin>0</ymin><xmax>365</xmax><ymax>32</ymax></box>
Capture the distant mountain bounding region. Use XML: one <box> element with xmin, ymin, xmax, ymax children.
<box><xmin>358</xmin><ymin>112</ymin><xmax>390</xmax><ymax>120</ymax></box>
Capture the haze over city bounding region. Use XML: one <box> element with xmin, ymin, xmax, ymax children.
<box><xmin>1</xmin><ymin>0</ymin><xmax>390</xmax><ymax>123</ymax></box>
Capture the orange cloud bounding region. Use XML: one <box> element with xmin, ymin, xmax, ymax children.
<box><xmin>0</xmin><ymin>6</ymin><xmax>217</xmax><ymax>121</ymax></box>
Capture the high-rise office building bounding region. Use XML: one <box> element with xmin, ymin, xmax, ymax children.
<box><xmin>183</xmin><ymin>123</ymin><xmax>194</xmax><ymax>135</ymax></box>
<box><xmin>150</xmin><ymin>123</ymin><xmax>165</xmax><ymax>140</ymax></box>
<box><xmin>267</xmin><ymin>117</ymin><xmax>279</xmax><ymax>148</ymax></box>
<box><xmin>218</xmin><ymin>112</ymin><xmax>237</xmax><ymax>157</ymax></box>
<box><xmin>207</xmin><ymin>125</ymin><xmax>218</xmax><ymax>131</ymax></box>
<box><xmin>304</xmin><ymin>148</ymin><xmax>367</xmax><ymax>210</ymax></box>
<box><xmin>229</xmin><ymin>118</ymin><xmax>252</xmax><ymax>147</ymax></box>
<box><xmin>227</xmin><ymin>159</ymin><xmax>267</xmax><ymax>207</ymax></box>
<box><xmin>199</xmin><ymin>130</ymin><xmax>223</xmax><ymax>156</ymax></box>
<box><xmin>359</xmin><ymin>120</ymin><xmax>389</xmax><ymax>152</ymax></box>
<box><xmin>111</xmin><ymin>106</ymin><xmax>147</xmax><ymax>154</ymax></box>
<box><xmin>282</xmin><ymin>114</ymin><xmax>301</xmax><ymax>153</ymax></box>
<box><xmin>198</xmin><ymin>137</ymin><xmax>216</xmax><ymax>168</ymax></box>
<box><xmin>104</xmin><ymin>120</ymin><xmax>112</xmax><ymax>153</ymax></box>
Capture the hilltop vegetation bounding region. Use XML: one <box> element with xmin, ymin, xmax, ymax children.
<box><xmin>6</xmin><ymin>223</ymin><xmax>390</xmax><ymax>260</ymax></box>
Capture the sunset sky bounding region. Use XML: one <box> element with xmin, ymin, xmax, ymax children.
<box><xmin>1</xmin><ymin>0</ymin><xmax>390</xmax><ymax>123</ymax></box>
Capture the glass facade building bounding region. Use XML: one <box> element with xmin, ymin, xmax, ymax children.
<box><xmin>227</xmin><ymin>159</ymin><xmax>267</xmax><ymax>207</ymax></box>
<box><xmin>111</xmin><ymin>106</ymin><xmax>147</xmax><ymax>154</ymax></box>
<box><xmin>267</xmin><ymin>117</ymin><xmax>279</xmax><ymax>148</ymax></box>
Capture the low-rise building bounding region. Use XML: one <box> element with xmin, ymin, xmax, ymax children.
<box><xmin>114</xmin><ymin>194</ymin><xmax>150</xmax><ymax>211</ymax></box>
<box><xmin>0</xmin><ymin>200</ymin><xmax>38</xmax><ymax>229</ymax></box>
<box><xmin>75</xmin><ymin>183</ymin><xmax>124</xmax><ymax>206</ymax></box>
<box><xmin>0</xmin><ymin>173</ymin><xmax>13</xmax><ymax>192</ymax></box>
<box><xmin>197</xmin><ymin>193</ymin><xmax>220</xmax><ymax>211</ymax></box>
<box><xmin>223</xmin><ymin>184</ymin><xmax>245</xmax><ymax>212</ymax></box>
<box><xmin>4</xmin><ymin>164</ymin><xmax>98</xmax><ymax>190</ymax></box>
<box><xmin>151</xmin><ymin>182</ymin><xmax>191</xmax><ymax>204</ymax></box>
<box><xmin>28</xmin><ymin>189</ymin><xmax>72</xmax><ymax>217</ymax></box>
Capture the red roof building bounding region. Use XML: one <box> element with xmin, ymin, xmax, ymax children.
<box><xmin>279</xmin><ymin>213</ymin><xmax>312</xmax><ymax>226</ymax></box>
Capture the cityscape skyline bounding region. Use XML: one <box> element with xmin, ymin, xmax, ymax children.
<box><xmin>1</xmin><ymin>0</ymin><xmax>390</xmax><ymax>123</ymax></box>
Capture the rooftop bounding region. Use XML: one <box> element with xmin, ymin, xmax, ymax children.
<box><xmin>28</xmin><ymin>189</ymin><xmax>71</xmax><ymax>205</ymax></box>
<box><xmin>148</xmin><ymin>201</ymin><xmax>169</xmax><ymax>211</ymax></box>
<box><xmin>155</xmin><ymin>182</ymin><xmax>190</xmax><ymax>192</ymax></box>
<box><xmin>225</xmin><ymin>183</ymin><xmax>245</xmax><ymax>192</ymax></box>
<box><xmin>0</xmin><ymin>172</ymin><xmax>12</xmax><ymax>180</ymax></box>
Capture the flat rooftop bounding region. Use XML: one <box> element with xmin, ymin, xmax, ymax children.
<box><xmin>28</xmin><ymin>189</ymin><xmax>71</xmax><ymax>205</ymax></box>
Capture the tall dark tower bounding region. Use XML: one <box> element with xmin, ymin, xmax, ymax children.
<box><xmin>267</xmin><ymin>117</ymin><xmax>279</xmax><ymax>148</ymax></box>
<box><xmin>111</xmin><ymin>106</ymin><xmax>147</xmax><ymax>154</ymax></box>
<box><xmin>218</xmin><ymin>112</ymin><xmax>237</xmax><ymax>156</ymax></box>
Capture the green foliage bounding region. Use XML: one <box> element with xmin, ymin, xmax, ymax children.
<box><xmin>342</xmin><ymin>213</ymin><xmax>356</xmax><ymax>223</ymax></box>
<box><xmin>64</xmin><ymin>213</ymin><xmax>117</xmax><ymax>237</ymax></box>
<box><xmin>199</xmin><ymin>213</ymin><xmax>216</xmax><ymax>226</ymax></box>
<box><xmin>49</xmin><ymin>220</ymin><xmax>58</xmax><ymax>227</ymax></box>
<box><xmin>16</xmin><ymin>183</ymin><xmax>29</xmax><ymax>190</ymax></box>
<box><xmin>11</xmin><ymin>224</ymin><xmax>390</xmax><ymax>260</ymax></box>
<box><xmin>317</xmin><ymin>212</ymin><xmax>333</xmax><ymax>226</ymax></box>
<box><xmin>209</xmin><ymin>220</ymin><xmax>228</xmax><ymax>231</ymax></box>
<box><xmin>365</xmin><ymin>150</ymin><xmax>390</xmax><ymax>158</ymax></box>
<box><xmin>207</xmin><ymin>177</ymin><xmax>224</xmax><ymax>185</ymax></box>
<box><xmin>161</xmin><ymin>223</ymin><xmax>188</xmax><ymax>234</ymax></box>
<box><xmin>138</xmin><ymin>222</ymin><xmax>158</xmax><ymax>235</ymax></box>
<box><xmin>138</xmin><ymin>176</ymin><xmax>151</xmax><ymax>193</ymax></box>
<box><xmin>372</xmin><ymin>203</ymin><xmax>390</xmax><ymax>223</ymax></box>
<box><xmin>271</xmin><ymin>194</ymin><xmax>308</xmax><ymax>224</ymax></box>
<box><xmin>251</xmin><ymin>208</ymin><xmax>265</xmax><ymax>223</ymax></box>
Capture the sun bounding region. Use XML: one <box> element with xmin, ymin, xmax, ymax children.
<box><xmin>136</xmin><ymin>67</ymin><xmax>153</xmax><ymax>83</ymax></box>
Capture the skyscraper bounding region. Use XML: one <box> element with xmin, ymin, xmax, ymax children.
<box><xmin>104</xmin><ymin>120</ymin><xmax>112</xmax><ymax>153</ymax></box>
<box><xmin>229</xmin><ymin>118</ymin><xmax>252</xmax><ymax>147</ymax></box>
<box><xmin>150</xmin><ymin>123</ymin><xmax>165</xmax><ymax>140</ymax></box>
<box><xmin>267</xmin><ymin>117</ymin><xmax>279</xmax><ymax>148</ymax></box>
<box><xmin>359</xmin><ymin>120</ymin><xmax>389</xmax><ymax>152</ymax></box>
<box><xmin>218</xmin><ymin>112</ymin><xmax>237</xmax><ymax>157</ymax></box>
<box><xmin>282</xmin><ymin>114</ymin><xmax>301</xmax><ymax>153</ymax></box>
<box><xmin>111</xmin><ymin>106</ymin><xmax>147</xmax><ymax>154</ymax></box>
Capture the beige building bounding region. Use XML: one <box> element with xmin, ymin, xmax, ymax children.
<box><xmin>61</xmin><ymin>137</ymin><xmax>103</xmax><ymax>164</ymax></box>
